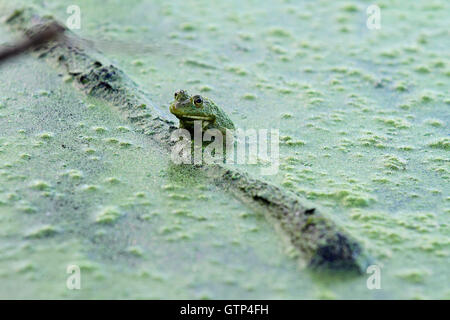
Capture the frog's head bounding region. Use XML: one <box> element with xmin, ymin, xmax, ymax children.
<box><xmin>169</xmin><ymin>90</ymin><xmax>216</xmax><ymax>123</ymax></box>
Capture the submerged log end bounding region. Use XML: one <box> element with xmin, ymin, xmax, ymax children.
<box><xmin>308</xmin><ymin>231</ymin><xmax>373</xmax><ymax>274</ymax></box>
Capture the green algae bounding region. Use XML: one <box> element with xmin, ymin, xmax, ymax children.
<box><xmin>381</xmin><ymin>155</ymin><xmax>407</xmax><ymax>171</ymax></box>
<box><xmin>29</xmin><ymin>180</ymin><xmax>52</xmax><ymax>191</ymax></box>
<box><xmin>25</xmin><ymin>225</ymin><xmax>58</xmax><ymax>239</ymax></box>
<box><xmin>396</xmin><ymin>269</ymin><xmax>431</xmax><ymax>284</ymax></box>
<box><xmin>376</xmin><ymin>117</ymin><xmax>411</xmax><ymax>129</ymax></box>
<box><xmin>428</xmin><ymin>138</ymin><xmax>450</xmax><ymax>151</ymax></box>
<box><xmin>1</xmin><ymin>0</ymin><xmax>449</xmax><ymax>299</ymax></box>
<box><xmin>95</xmin><ymin>206</ymin><xmax>122</xmax><ymax>224</ymax></box>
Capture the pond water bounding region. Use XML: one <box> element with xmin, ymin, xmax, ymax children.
<box><xmin>0</xmin><ymin>0</ymin><xmax>448</xmax><ymax>298</ymax></box>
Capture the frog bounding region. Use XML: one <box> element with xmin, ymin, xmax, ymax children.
<box><xmin>169</xmin><ymin>90</ymin><xmax>235</xmax><ymax>135</ymax></box>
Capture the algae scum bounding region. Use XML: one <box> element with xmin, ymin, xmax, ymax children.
<box><xmin>0</xmin><ymin>0</ymin><xmax>449</xmax><ymax>298</ymax></box>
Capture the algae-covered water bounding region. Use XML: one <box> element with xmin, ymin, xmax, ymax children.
<box><xmin>0</xmin><ymin>0</ymin><xmax>449</xmax><ymax>299</ymax></box>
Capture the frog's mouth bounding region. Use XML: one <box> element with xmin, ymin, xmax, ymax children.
<box><xmin>170</xmin><ymin>103</ymin><xmax>215</xmax><ymax>122</ymax></box>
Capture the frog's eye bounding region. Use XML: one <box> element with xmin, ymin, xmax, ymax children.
<box><xmin>193</xmin><ymin>95</ymin><xmax>203</xmax><ymax>107</ymax></box>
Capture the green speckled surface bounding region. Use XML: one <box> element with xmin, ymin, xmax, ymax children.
<box><xmin>0</xmin><ymin>0</ymin><xmax>448</xmax><ymax>299</ymax></box>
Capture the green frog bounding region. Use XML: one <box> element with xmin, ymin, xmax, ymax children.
<box><xmin>169</xmin><ymin>90</ymin><xmax>235</xmax><ymax>135</ymax></box>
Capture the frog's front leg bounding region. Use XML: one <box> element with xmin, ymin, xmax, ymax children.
<box><xmin>179</xmin><ymin>121</ymin><xmax>187</xmax><ymax>130</ymax></box>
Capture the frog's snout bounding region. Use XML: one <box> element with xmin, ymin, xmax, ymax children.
<box><xmin>170</xmin><ymin>99</ymin><xmax>191</xmax><ymax>118</ymax></box>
